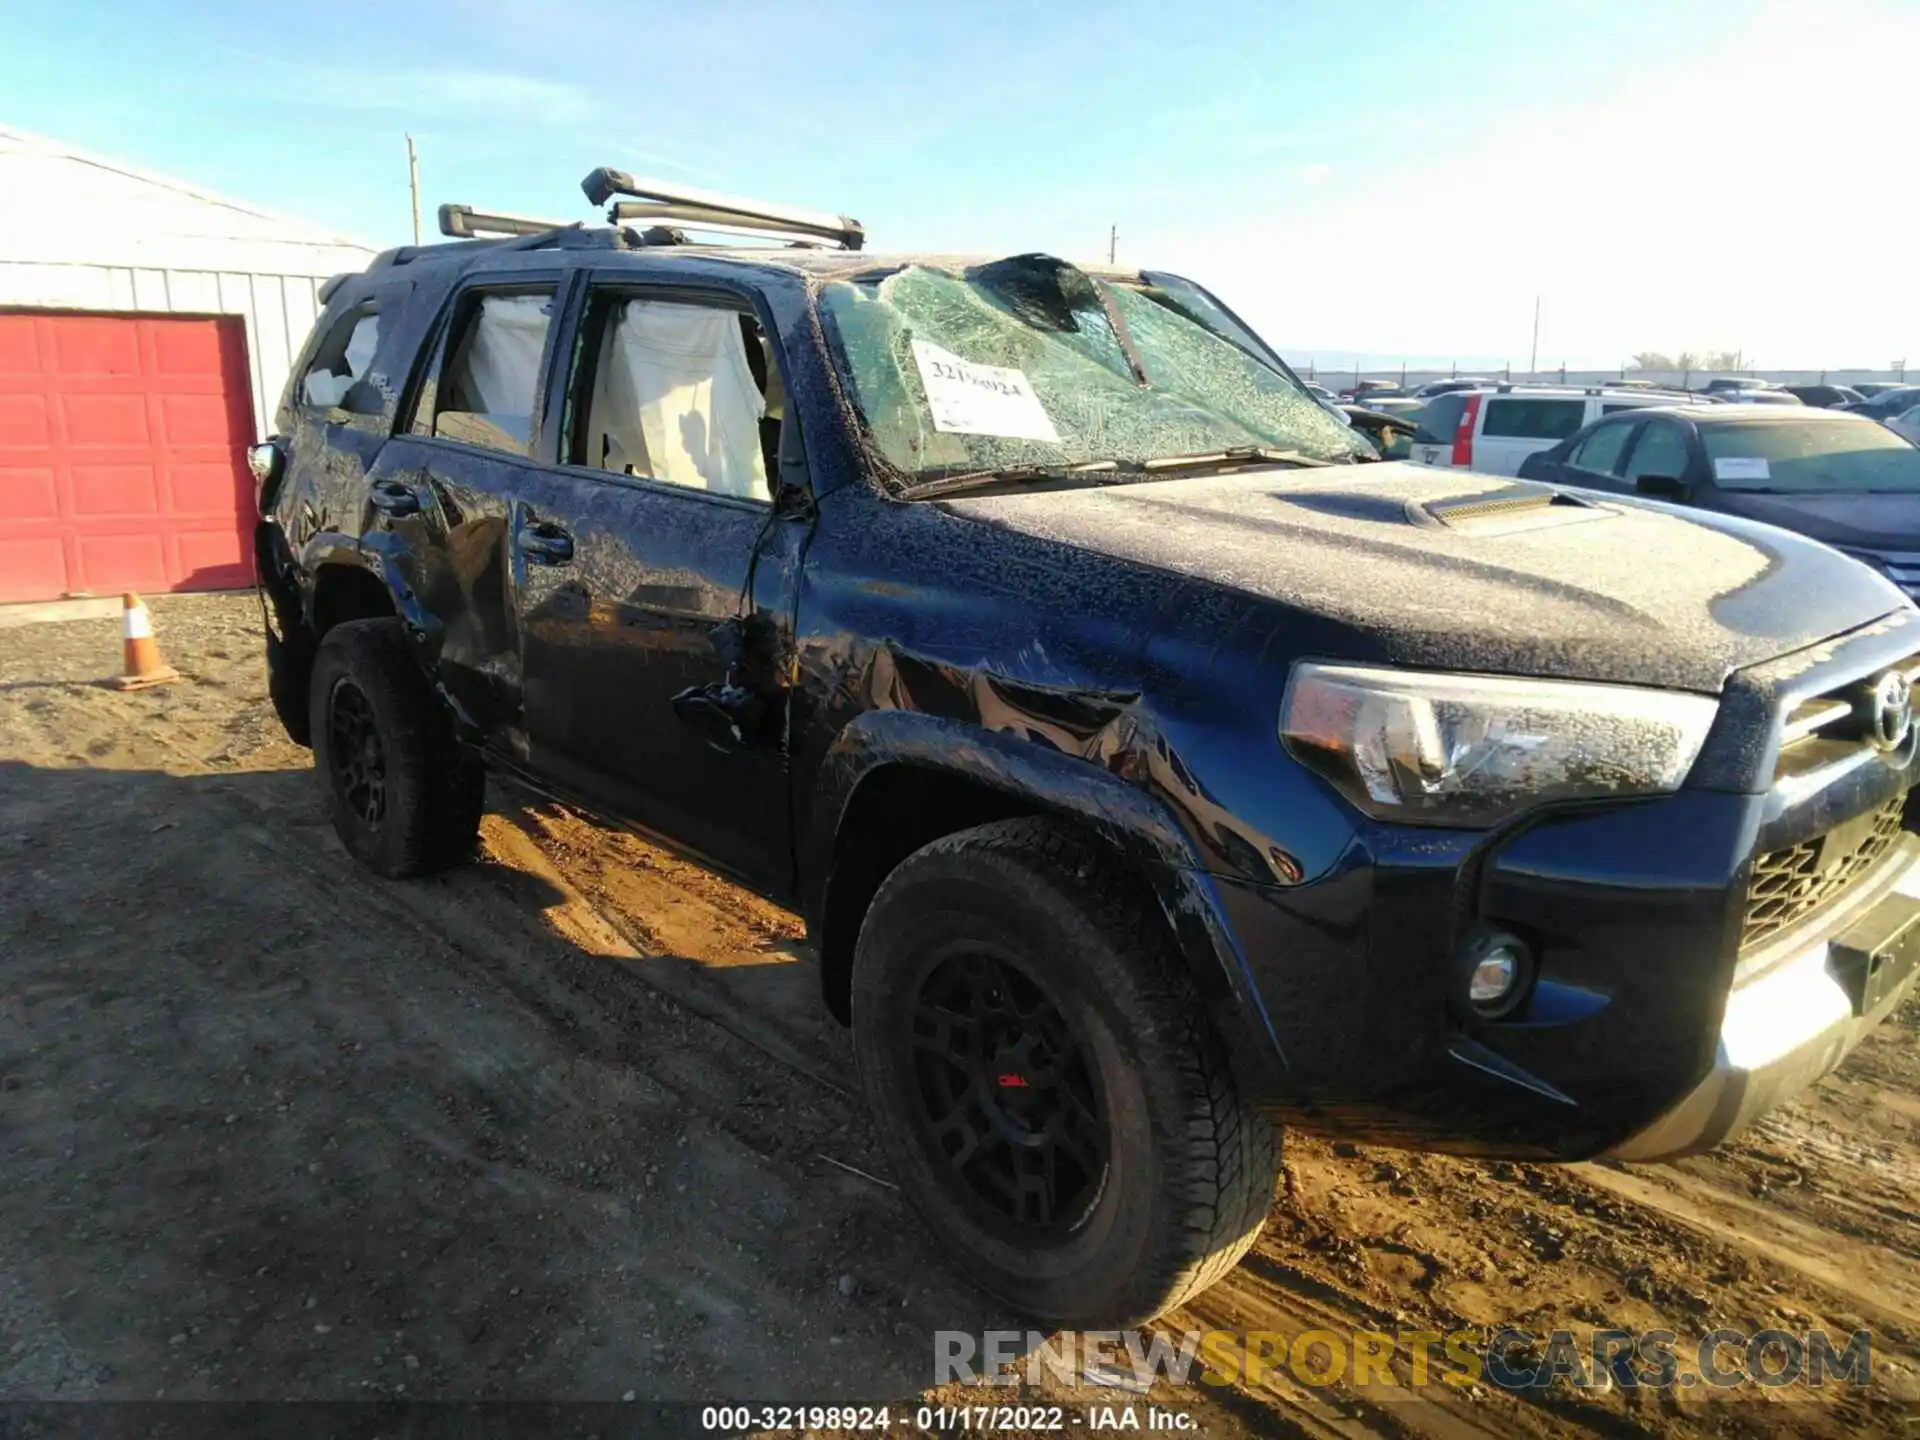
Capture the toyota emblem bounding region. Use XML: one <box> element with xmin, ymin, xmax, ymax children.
<box><xmin>1870</xmin><ymin>669</ymin><xmax>1913</xmax><ymax>751</ymax></box>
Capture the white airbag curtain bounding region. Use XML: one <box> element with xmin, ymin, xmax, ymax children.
<box><xmin>593</xmin><ymin>300</ymin><xmax>767</xmax><ymax>498</ymax></box>
<box><xmin>461</xmin><ymin>294</ymin><xmax>551</xmax><ymax>418</ymax></box>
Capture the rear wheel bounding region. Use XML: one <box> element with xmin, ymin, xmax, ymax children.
<box><xmin>309</xmin><ymin>618</ymin><xmax>483</xmax><ymax>878</ymax></box>
<box><xmin>851</xmin><ymin>817</ymin><xmax>1278</xmax><ymax>1326</ymax></box>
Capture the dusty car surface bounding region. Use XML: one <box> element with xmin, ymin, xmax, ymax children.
<box><xmin>252</xmin><ymin>171</ymin><xmax>1920</xmax><ymax>1327</ymax></box>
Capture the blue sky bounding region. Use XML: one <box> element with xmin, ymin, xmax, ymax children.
<box><xmin>4</xmin><ymin>0</ymin><xmax>1914</xmax><ymax>369</ymax></box>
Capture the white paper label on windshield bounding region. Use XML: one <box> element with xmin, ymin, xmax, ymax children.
<box><xmin>1713</xmin><ymin>456</ymin><xmax>1771</xmax><ymax>481</ymax></box>
<box><xmin>910</xmin><ymin>340</ymin><xmax>1060</xmax><ymax>443</ymax></box>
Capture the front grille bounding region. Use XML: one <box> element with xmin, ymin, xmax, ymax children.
<box><xmin>1773</xmin><ymin>649</ymin><xmax>1920</xmax><ymax>784</ymax></box>
<box><xmin>1743</xmin><ymin>795</ymin><xmax>1906</xmax><ymax>948</ymax></box>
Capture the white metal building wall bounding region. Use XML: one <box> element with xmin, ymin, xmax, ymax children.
<box><xmin>0</xmin><ymin>125</ymin><xmax>377</xmax><ymax>440</ymax></box>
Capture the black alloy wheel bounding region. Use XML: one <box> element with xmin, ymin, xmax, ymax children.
<box><xmin>325</xmin><ymin>677</ymin><xmax>387</xmax><ymax>826</ymax></box>
<box><xmin>909</xmin><ymin>947</ymin><xmax>1109</xmax><ymax>1239</ymax></box>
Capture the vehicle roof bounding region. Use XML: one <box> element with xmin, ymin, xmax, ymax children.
<box><xmin>1626</xmin><ymin>404</ymin><xmax>1884</xmax><ymax>424</ymax></box>
<box><xmin>364</xmin><ymin>231</ymin><xmax>1164</xmax><ymax>292</ymax></box>
<box><xmin>1460</xmin><ymin>384</ymin><xmax>1684</xmax><ymax>398</ymax></box>
<box><xmin>470</xmin><ymin>236</ymin><xmax>1155</xmax><ymax>285</ymax></box>
<box><xmin>691</xmin><ymin>247</ymin><xmax>1141</xmax><ymax>279</ymax></box>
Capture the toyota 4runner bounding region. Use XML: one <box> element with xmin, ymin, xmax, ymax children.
<box><xmin>252</xmin><ymin>171</ymin><xmax>1920</xmax><ymax>1327</ymax></box>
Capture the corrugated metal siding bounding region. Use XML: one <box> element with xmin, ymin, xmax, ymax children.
<box><xmin>0</xmin><ymin>260</ymin><xmax>363</xmax><ymax>439</ymax></box>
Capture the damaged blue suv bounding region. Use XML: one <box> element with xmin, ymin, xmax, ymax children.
<box><xmin>252</xmin><ymin>172</ymin><xmax>1920</xmax><ymax>1327</ymax></box>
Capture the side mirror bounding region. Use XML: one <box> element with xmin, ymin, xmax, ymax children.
<box><xmin>245</xmin><ymin>440</ymin><xmax>284</xmax><ymax>488</ymax></box>
<box><xmin>1635</xmin><ymin>474</ymin><xmax>1690</xmax><ymax>500</ymax></box>
<box><xmin>337</xmin><ymin>379</ymin><xmax>383</xmax><ymax>417</ymax></box>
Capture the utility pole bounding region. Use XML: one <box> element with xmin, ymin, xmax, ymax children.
<box><xmin>407</xmin><ymin>134</ymin><xmax>422</xmax><ymax>247</ymax></box>
<box><xmin>1108</xmin><ymin>224</ymin><xmax>1116</xmax><ymax>265</ymax></box>
<box><xmin>1528</xmin><ymin>293</ymin><xmax>1540</xmax><ymax>377</ymax></box>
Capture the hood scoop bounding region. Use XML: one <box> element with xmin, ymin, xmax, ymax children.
<box><xmin>1414</xmin><ymin>484</ymin><xmax>1608</xmax><ymax>537</ymax></box>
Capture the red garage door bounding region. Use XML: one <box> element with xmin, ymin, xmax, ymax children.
<box><xmin>0</xmin><ymin>311</ymin><xmax>255</xmax><ymax>604</ymax></box>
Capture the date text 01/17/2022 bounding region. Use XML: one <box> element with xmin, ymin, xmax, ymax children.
<box><xmin>696</xmin><ymin>1404</ymin><xmax>1198</xmax><ymax>1431</ymax></box>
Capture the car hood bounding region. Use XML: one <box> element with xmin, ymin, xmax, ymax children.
<box><xmin>1716</xmin><ymin>490</ymin><xmax>1920</xmax><ymax>549</ymax></box>
<box><xmin>941</xmin><ymin>462</ymin><xmax>1910</xmax><ymax>694</ymax></box>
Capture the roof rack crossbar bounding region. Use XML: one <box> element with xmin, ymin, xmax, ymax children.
<box><xmin>582</xmin><ymin>168</ymin><xmax>864</xmax><ymax>251</ymax></box>
<box><xmin>439</xmin><ymin>204</ymin><xmax>574</xmax><ymax>239</ymax></box>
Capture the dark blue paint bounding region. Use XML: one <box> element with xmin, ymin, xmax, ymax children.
<box><xmin>257</xmin><ymin>237</ymin><xmax>1920</xmax><ymax>1159</ymax></box>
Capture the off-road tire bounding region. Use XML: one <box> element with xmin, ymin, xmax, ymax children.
<box><xmin>851</xmin><ymin>817</ymin><xmax>1279</xmax><ymax>1326</ymax></box>
<box><xmin>309</xmin><ymin>618</ymin><xmax>484</xmax><ymax>878</ymax></box>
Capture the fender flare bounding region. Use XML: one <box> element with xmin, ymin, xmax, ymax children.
<box><xmin>808</xmin><ymin>707</ymin><xmax>1290</xmax><ymax>1094</ymax></box>
<box><xmin>297</xmin><ymin>529</ymin><xmax>443</xmax><ymax>643</ymax></box>
<box><xmin>294</xmin><ymin>530</ymin><xmax>482</xmax><ymax>738</ymax></box>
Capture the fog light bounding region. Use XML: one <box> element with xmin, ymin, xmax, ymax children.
<box><xmin>1459</xmin><ymin>933</ymin><xmax>1531</xmax><ymax>1019</ymax></box>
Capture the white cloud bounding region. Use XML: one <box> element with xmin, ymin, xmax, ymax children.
<box><xmin>1295</xmin><ymin>162</ymin><xmax>1330</xmax><ymax>187</ymax></box>
<box><xmin>1133</xmin><ymin>0</ymin><xmax>1920</xmax><ymax>368</ymax></box>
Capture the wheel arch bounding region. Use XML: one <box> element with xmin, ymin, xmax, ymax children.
<box><xmin>258</xmin><ymin>524</ymin><xmax>450</xmax><ymax>746</ymax></box>
<box><xmin>807</xmin><ymin>709</ymin><xmax>1288</xmax><ymax>1095</ymax></box>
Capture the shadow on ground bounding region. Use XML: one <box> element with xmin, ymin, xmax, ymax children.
<box><xmin>0</xmin><ymin>757</ymin><xmax>1027</xmax><ymax>1409</ymax></box>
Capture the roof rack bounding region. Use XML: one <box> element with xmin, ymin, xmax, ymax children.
<box><xmin>581</xmin><ymin>168</ymin><xmax>865</xmax><ymax>251</ymax></box>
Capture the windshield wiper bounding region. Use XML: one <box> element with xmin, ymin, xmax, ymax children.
<box><xmin>1138</xmin><ymin>445</ymin><xmax>1335</xmax><ymax>473</ymax></box>
<box><xmin>906</xmin><ymin>445</ymin><xmax>1341</xmax><ymax>501</ymax></box>
<box><xmin>904</xmin><ymin>459</ymin><xmax>1122</xmax><ymax>501</ymax></box>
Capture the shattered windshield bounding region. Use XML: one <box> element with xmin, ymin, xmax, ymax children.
<box><xmin>818</xmin><ymin>257</ymin><xmax>1371</xmax><ymax>488</ymax></box>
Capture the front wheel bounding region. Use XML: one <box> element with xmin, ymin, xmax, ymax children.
<box><xmin>850</xmin><ymin>818</ymin><xmax>1279</xmax><ymax>1326</ymax></box>
<box><xmin>309</xmin><ymin>618</ymin><xmax>483</xmax><ymax>879</ymax></box>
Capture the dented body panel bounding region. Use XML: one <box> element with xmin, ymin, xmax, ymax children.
<box><xmin>256</xmin><ymin>236</ymin><xmax>1920</xmax><ymax>1162</ymax></box>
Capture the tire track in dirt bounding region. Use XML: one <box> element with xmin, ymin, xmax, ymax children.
<box><xmin>374</xmin><ymin>780</ymin><xmax>1920</xmax><ymax>1437</ymax></box>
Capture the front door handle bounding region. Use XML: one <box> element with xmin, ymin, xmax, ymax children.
<box><xmin>368</xmin><ymin>480</ymin><xmax>420</xmax><ymax>517</ymax></box>
<box><xmin>518</xmin><ymin>522</ymin><xmax>574</xmax><ymax>565</ymax></box>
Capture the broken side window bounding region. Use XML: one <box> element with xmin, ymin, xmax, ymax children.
<box><xmin>300</xmin><ymin>307</ymin><xmax>381</xmax><ymax>410</ymax></box>
<box><xmin>430</xmin><ymin>291</ymin><xmax>555</xmax><ymax>456</ymax></box>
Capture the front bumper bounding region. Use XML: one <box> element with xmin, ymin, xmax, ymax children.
<box><xmin>1606</xmin><ymin>838</ymin><xmax>1920</xmax><ymax>1160</ymax></box>
<box><xmin>1208</xmin><ymin>613</ymin><xmax>1920</xmax><ymax>1160</ymax></box>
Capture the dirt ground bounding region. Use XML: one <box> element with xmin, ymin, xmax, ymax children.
<box><xmin>2</xmin><ymin>592</ymin><xmax>1918</xmax><ymax>1437</ymax></box>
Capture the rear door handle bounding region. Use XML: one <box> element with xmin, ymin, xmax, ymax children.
<box><xmin>518</xmin><ymin>522</ymin><xmax>574</xmax><ymax>565</ymax></box>
<box><xmin>368</xmin><ymin>480</ymin><xmax>420</xmax><ymax>517</ymax></box>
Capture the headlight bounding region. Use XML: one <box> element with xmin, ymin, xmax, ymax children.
<box><xmin>1280</xmin><ymin>662</ymin><xmax>1718</xmax><ymax>828</ymax></box>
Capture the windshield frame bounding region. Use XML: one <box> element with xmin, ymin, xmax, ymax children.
<box><xmin>811</xmin><ymin>260</ymin><xmax>1373</xmax><ymax>496</ymax></box>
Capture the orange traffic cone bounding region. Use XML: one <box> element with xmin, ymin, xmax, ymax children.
<box><xmin>109</xmin><ymin>592</ymin><xmax>180</xmax><ymax>691</ymax></box>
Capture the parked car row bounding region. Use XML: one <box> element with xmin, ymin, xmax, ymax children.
<box><xmin>1391</xmin><ymin>378</ymin><xmax>1919</xmax><ymax>477</ymax></box>
<box><xmin>1517</xmin><ymin>406</ymin><xmax>1920</xmax><ymax>601</ymax></box>
<box><xmin>1333</xmin><ymin>375</ymin><xmax>1913</xmax><ymax>416</ymax></box>
<box><xmin>1404</xmin><ymin>384</ymin><xmax>1694</xmax><ymax>475</ymax></box>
